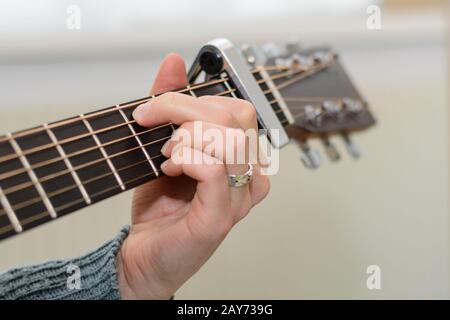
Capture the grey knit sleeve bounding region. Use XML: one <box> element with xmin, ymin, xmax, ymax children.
<box><xmin>0</xmin><ymin>226</ymin><xmax>130</xmax><ymax>300</ymax></box>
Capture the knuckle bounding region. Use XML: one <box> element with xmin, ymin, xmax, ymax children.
<box><xmin>230</xmin><ymin>128</ymin><xmax>247</xmax><ymax>152</ymax></box>
<box><xmin>158</xmin><ymin>91</ymin><xmax>178</xmax><ymax>106</ymax></box>
<box><xmin>205</xmin><ymin>163</ymin><xmax>227</xmax><ymax>180</ymax></box>
<box><xmin>220</xmin><ymin>111</ymin><xmax>238</xmax><ymax>128</ymax></box>
<box><xmin>239</xmin><ymin>100</ymin><xmax>257</xmax><ymax>121</ymax></box>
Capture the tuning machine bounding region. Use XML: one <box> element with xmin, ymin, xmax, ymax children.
<box><xmin>321</xmin><ymin>136</ymin><xmax>341</xmax><ymax>162</ymax></box>
<box><xmin>261</xmin><ymin>42</ymin><xmax>284</xmax><ymax>59</ymax></box>
<box><xmin>296</xmin><ymin>141</ymin><xmax>322</xmax><ymax>169</ymax></box>
<box><xmin>341</xmin><ymin>133</ymin><xmax>361</xmax><ymax>159</ymax></box>
<box><xmin>241</xmin><ymin>44</ymin><xmax>267</xmax><ymax>66</ymax></box>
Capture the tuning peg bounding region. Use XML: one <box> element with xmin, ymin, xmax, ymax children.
<box><xmin>342</xmin><ymin>134</ymin><xmax>361</xmax><ymax>159</ymax></box>
<box><xmin>322</xmin><ymin>100</ymin><xmax>344</xmax><ymax>122</ymax></box>
<box><xmin>241</xmin><ymin>44</ymin><xmax>267</xmax><ymax>66</ymax></box>
<box><xmin>304</xmin><ymin>104</ymin><xmax>324</xmax><ymax>127</ymax></box>
<box><xmin>262</xmin><ymin>42</ymin><xmax>283</xmax><ymax>59</ymax></box>
<box><xmin>297</xmin><ymin>141</ymin><xmax>322</xmax><ymax>169</ymax></box>
<box><xmin>343</xmin><ymin>97</ymin><xmax>364</xmax><ymax>118</ymax></box>
<box><xmin>321</xmin><ymin>137</ymin><xmax>340</xmax><ymax>162</ymax></box>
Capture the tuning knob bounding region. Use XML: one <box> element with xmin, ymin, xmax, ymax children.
<box><xmin>342</xmin><ymin>134</ymin><xmax>361</xmax><ymax>159</ymax></box>
<box><xmin>304</xmin><ymin>104</ymin><xmax>324</xmax><ymax>127</ymax></box>
<box><xmin>297</xmin><ymin>141</ymin><xmax>322</xmax><ymax>169</ymax></box>
<box><xmin>262</xmin><ymin>42</ymin><xmax>283</xmax><ymax>59</ymax></box>
<box><xmin>343</xmin><ymin>97</ymin><xmax>364</xmax><ymax>118</ymax></box>
<box><xmin>241</xmin><ymin>44</ymin><xmax>266</xmax><ymax>66</ymax></box>
<box><xmin>321</xmin><ymin>137</ymin><xmax>340</xmax><ymax>162</ymax></box>
<box><xmin>322</xmin><ymin>100</ymin><xmax>344</xmax><ymax>122</ymax></box>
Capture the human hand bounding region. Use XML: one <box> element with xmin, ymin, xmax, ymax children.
<box><xmin>116</xmin><ymin>53</ymin><xmax>270</xmax><ymax>299</ymax></box>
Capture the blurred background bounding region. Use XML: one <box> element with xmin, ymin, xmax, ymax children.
<box><xmin>0</xmin><ymin>0</ymin><xmax>448</xmax><ymax>299</ymax></box>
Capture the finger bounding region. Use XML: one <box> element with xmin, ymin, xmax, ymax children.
<box><xmin>160</xmin><ymin>121</ymin><xmax>250</xmax><ymax>175</ymax></box>
<box><xmin>198</xmin><ymin>95</ymin><xmax>258</xmax><ymax>131</ymax></box>
<box><xmin>161</xmin><ymin>145</ymin><xmax>234</xmax><ymax>238</ymax></box>
<box><xmin>133</xmin><ymin>92</ymin><xmax>240</xmax><ymax>129</ymax></box>
<box><xmin>150</xmin><ymin>53</ymin><xmax>188</xmax><ymax>95</ymax></box>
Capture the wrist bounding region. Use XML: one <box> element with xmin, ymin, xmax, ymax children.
<box><xmin>116</xmin><ymin>237</ymin><xmax>175</xmax><ymax>300</ymax></box>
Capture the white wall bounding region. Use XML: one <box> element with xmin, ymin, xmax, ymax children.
<box><xmin>0</xmin><ymin>2</ymin><xmax>448</xmax><ymax>298</ymax></box>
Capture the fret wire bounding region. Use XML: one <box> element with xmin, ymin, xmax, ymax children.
<box><xmin>116</xmin><ymin>105</ymin><xmax>159</xmax><ymax>177</ymax></box>
<box><xmin>221</xmin><ymin>75</ymin><xmax>237</xmax><ymax>98</ymax></box>
<box><xmin>0</xmin><ymin>186</ymin><xmax>22</xmax><ymax>233</ymax></box>
<box><xmin>1</xmin><ymin>128</ymin><xmax>171</xmax><ymax>196</ymax></box>
<box><xmin>0</xmin><ymin>123</ymin><xmax>170</xmax><ymax>182</ymax></box>
<box><xmin>0</xmin><ymin>154</ymin><xmax>164</xmax><ymax>214</ymax></box>
<box><xmin>81</xmin><ymin>116</ymin><xmax>125</xmax><ymax>191</ymax></box>
<box><xmin>0</xmin><ymin>117</ymin><xmax>154</xmax><ymax>164</ymax></box>
<box><xmin>0</xmin><ymin>169</ymin><xmax>163</xmax><ymax>237</ymax></box>
<box><xmin>0</xmin><ymin>78</ymin><xmax>229</xmax><ymax>145</ymax></box>
<box><xmin>187</xmin><ymin>85</ymin><xmax>197</xmax><ymax>97</ymax></box>
<box><xmin>44</xmin><ymin>123</ymin><xmax>92</xmax><ymax>205</ymax></box>
<box><xmin>6</xmin><ymin>134</ymin><xmax>58</xmax><ymax>219</ymax></box>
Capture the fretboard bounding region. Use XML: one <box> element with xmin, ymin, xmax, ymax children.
<box><xmin>0</xmin><ymin>77</ymin><xmax>238</xmax><ymax>241</ymax></box>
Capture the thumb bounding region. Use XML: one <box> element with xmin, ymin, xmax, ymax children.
<box><xmin>150</xmin><ymin>53</ymin><xmax>188</xmax><ymax>95</ymax></box>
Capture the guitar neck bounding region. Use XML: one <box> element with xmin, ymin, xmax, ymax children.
<box><xmin>0</xmin><ymin>78</ymin><xmax>238</xmax><ymax>241</ymax></box>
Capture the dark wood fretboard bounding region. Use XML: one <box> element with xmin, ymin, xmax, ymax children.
<box><xmin>0</xmin><ymin>78</ymin><xmax>239</xmax><ymax>241</ymax></box>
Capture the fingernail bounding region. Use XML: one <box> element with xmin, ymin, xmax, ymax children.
<box><xmin>132</xmin><ymin>102</ymin><xmax>150</xmax><ymax>121</ymax></box>
<box><xmin>161</xmin><ymin>139</ymin><xmax>171</xmax><ymax>155</ymax></box>
<box><xmin>160</xmin><ymin>159</ymin><xmax>169</xmax><ymax>170</ymax></box>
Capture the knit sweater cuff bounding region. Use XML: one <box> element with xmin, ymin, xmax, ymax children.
<box><xmin>0</xmin><ymin>226</ymin><xmax>130</xmax><ymax>300</ymax></box>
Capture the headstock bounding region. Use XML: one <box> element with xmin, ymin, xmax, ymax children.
<box><xmin>187</xmin><ymin>38</ymin><xmax>375</xmax><ymax>169</ymax></box>
<box><xmin>242</xmin><ymin>42</ymin><xmax>376</xmax><ymax>168</ymax></box>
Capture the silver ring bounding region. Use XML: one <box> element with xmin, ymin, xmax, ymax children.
<box><xmin>228</xmin><ymin>163</ymin><xmax>253</xmax><ymax>187</ymax></box>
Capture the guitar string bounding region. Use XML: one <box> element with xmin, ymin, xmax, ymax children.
<box><xmin>0</xmin><ymin>88</ymin><xmax>236</xmax><ymax>182</ymax></box>
<box><xmin>1</xmin><ymin>133</ymin><xmax>171</xmax><ymax>196</ymax></box>
<box><xmin>0</xmin><ymin>168</ymin><xmax>163</xmax><ymax>235</ymax></box>
<box><xmin>0</xmin><ymin>60</ymin><xmax>329</xmax><ymax>165</ymax></box>
<box><xmin>0</xmin><ymin>63</ymin><xmax>330</xmax><ymax>204</ymax></box>
<box><xmin>0</xmin><ymin>77</ymin><xmax>232</xmax><ymax>145</ymax></box>
<box><xmin>0</xmin><ymin>61</ymin><xmax>335</xmax><ymax>232</ymax></box>
<box><xmin>0</xmin><ymin>152</ymin><xmax>166</xmax><ymax>215</ymax></box>
<box><xmin>0</xmin><ymin>65</ymin><xmax>311</xmax><ymax>176</ymax></box>
<box><xmin>0</xmin><ymin>78</ymin><xmax>230</xmax><ymax>163</ymax></box>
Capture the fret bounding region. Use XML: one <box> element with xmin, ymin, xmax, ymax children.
<box><xmin>5</xmin><ymin>127</ymin><xmax>86</xmax><ymax>219</ymax></box>
<box><xmin>253</xmin><ymin>69</ymin><xmax>293</xmax><ymax>127</ymax></box>
<box><xmin>43</xmin><ymin>123</ymin><xmax>92</xmax><ymax>205</ymax></box>
<box><xmin>120</xmin><ymin>106</ymin><xmax>173</xmax><ymax>172</ymax></box>
<box><xmin>221</xmin><ymin>75</ymin><xmax>238</xmax><ymax>98</ymax></box>
<box><xmin>83</xmin><ymin>108</ymin><xmax>158</xmax><ymax>189</ymax></box>
<box><xmin>116</xmin><ymin>104</ymin><xmax>159</xmax><ymax>177</ymax></box>
<box><xmin>187</xmin><ymin>85</ymin><xmax>197</xmax><ymax>97</ymax></box>
<box><xmin>191</xmin><ymin>81</ymin><xmax>229</xmax><ymax>97</ymax></box>
<box><xmin>0</xmin><ymin>186</ymin><xmax>22</xmax><ymax>233</ymax></box>
<box><xmin>0</xmin><ymin>148</ymin><xmax>50</xmax><ymax>223</ymax></box>
<box><xmin>6</xmin><ymin>133</ymin><xmax>57</xmax><ymax>219</ymax></box>
<box><xmin>0</xmin><ymin>79</ymin><xmax>239</xmax><ymax>242</ymax></box>
<box><xmin>81</xmin><ymin>114</ymin><xmax>126</xmax><ymax>191</ymax></box>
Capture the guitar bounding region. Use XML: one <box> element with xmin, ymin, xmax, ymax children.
<box><xmin>0</xmin><ymin>38</ymin><xmax>376</xmax><ymax>242</ymax></box>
